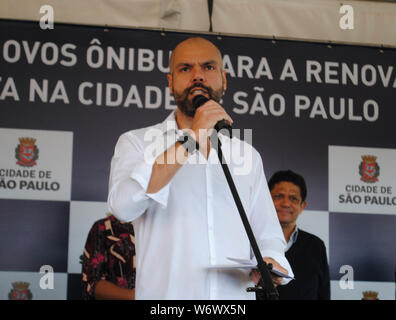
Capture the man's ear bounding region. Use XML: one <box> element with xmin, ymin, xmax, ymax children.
<box><xmin>167</xmin><ymin>73</ymin><xmax>173</xmax><ymax>94</ymax></box>
<box><xmin>301</xmin><ymin>201</ymin><xmax>307</xmax><ymax>211</ymax></box>
<box><xmin>222</xmin><ymin>70</ymin><xmax>227</xmax><ymax>91</ymax></box>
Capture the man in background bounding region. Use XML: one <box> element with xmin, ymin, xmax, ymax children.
<box><xmin>268</xmin><ymin>170</ymin><xmax>330</xmax><ymax>300</ymax></box>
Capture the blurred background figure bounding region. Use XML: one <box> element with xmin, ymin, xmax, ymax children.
<box><xmin>268</xmin><ymin>170</ymin><xmax>330</xmax><ymax>300</ymax></box>
<box><xmin>81</xmin><ymin>214</ymin><xmax>135</xmax><ymax>300</ymax></box>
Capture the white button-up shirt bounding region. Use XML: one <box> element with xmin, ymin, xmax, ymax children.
<box><xmin>107</xmin><ymin>111</ymin><xmax>293</xmax><ymax>300</ymax></box>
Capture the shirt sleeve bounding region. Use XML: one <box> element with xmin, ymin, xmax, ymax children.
<box><xmin>107</xmin><ymin>132</ymin><xmax>171</xmax><ymax>222</ymax></box>
<box><xmin>81</xmin><ymin>221</ymin><xmax>108</xmax><ymax>300</ymax></box>
<box><xmin>318</xmin><ymin>240</ymin><xmax>331</xmax><ymax>300</ymax></box>
<box><xmin>249</xmin><ymin>151</ymin><xmax>294</xmax><ymax>285</ymax></box>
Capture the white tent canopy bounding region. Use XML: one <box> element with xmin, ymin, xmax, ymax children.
<box><xmin>1</xmin><ymin>0</ymin><xmax>396</xmax><ymax>47</ymax></box>
<box><xmin>212</xmin><ymin>0</ymin><xmax>396</xmax><ymax>47</ymax></box>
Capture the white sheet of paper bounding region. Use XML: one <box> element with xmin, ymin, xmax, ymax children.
<box><xmin>224</xmin><ymin>257</ymin><xmax>295</xmax><ymax>279</ymax></box>
<box><xmin>206</xmin><ymin>264</ymin><xmax>256</xmax><ymax>270</ymax></box>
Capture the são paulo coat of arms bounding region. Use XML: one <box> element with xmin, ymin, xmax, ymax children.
<box><xmin>8</xmin><ymin>282</ymin><xmax>33</xmax><ymax>300</ymax></box>
<box><xmin>359</xmin><ymin>155</ymin><xmax>379</xmax><ymax>183</ymax></box>
<box><xmin>362</xmin><ymin>291</ymin><xmax>379</xmax><ymax>300</ymax></box>
<box><xmin>15</xmin><ymin>137</ymin><xmax>39</xmax><ymax>167</ymax></box>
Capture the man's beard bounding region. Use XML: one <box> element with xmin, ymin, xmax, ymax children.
<box><xmin>173</xmin><ymin>83</ymin><xmax>224</xmax><ymax>117</ymax></box>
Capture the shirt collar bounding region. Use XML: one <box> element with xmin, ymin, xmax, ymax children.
<box><xmin>157</xmin><ymin>110</ymin><xmax>180</xmax><ymax>135</ymax></box>
<box><xmin>291</xmin><ymin>227</ymin><xmax>299</xmax><ymax>243</ymax></box>
<box><xmin>285</xmin><ymin>227</ymin><xmax>299</xmax><ymax>252</ymax></box>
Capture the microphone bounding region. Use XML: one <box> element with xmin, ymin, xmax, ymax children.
<box><xmin>192</xmin><ymin>95</ymin><xmax>232</xmax><ymax>137</ymax></box>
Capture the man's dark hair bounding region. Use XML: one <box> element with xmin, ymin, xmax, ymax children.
<box><xmin>268</xmin><ymin>170</ymin><xmax>307</xmax><ymax>202</ymax></box>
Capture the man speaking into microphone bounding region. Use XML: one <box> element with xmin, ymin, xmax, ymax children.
<box><xmin>107</xmin><ymin>37</ymin><xmax>293</xmax><ymax>299</ymax></box>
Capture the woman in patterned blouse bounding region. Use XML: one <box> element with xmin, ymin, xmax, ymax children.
<box><xmin>81</xmin><ymin>214</ymin><xmax>135</xmax><ymax>299</ymax></box>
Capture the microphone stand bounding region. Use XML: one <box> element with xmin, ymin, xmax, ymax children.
<box><xmin>193</xmin><ymin>94</ymin><xmax>279</xmax><ymax>300</ymax></box>
<box><xmin>211</xmin><ymin>130</ymin><xmax>279</xmax><ymax>300</ymax></box>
